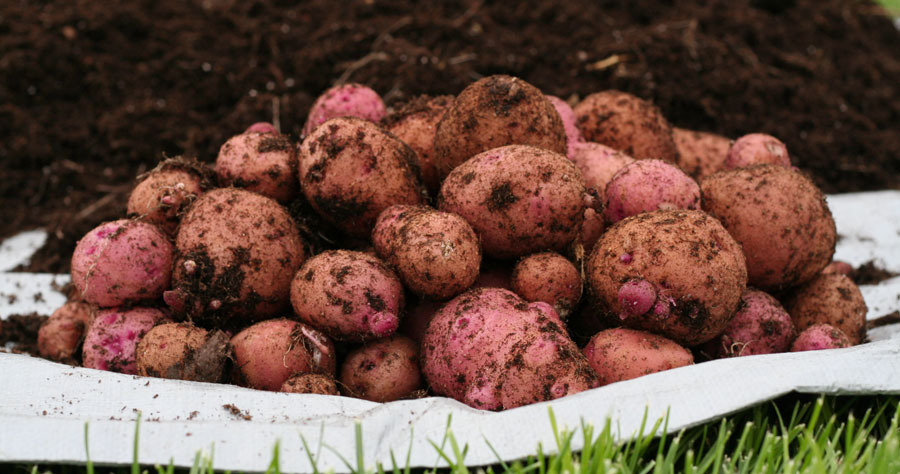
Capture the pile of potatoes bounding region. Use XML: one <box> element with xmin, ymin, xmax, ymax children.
<box><xmin>38</xmin><ymin>75</ymin><xmax>869</xmax><ymax>410</ymax></box>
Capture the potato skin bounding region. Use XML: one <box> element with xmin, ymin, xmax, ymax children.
<box><xmin>700</xmin><ymin>165</ymin><xmax>836</xmax><ymax>291</ymax></box>
<box><xmin>511</xmin><ymin>252</ymin><xmax>582</xmax><ymax>319</ymax></box>
<box><xmin>545</xmin><ymin>95</ymin><xmax>584</xmax><ymax>158</ymax></box>
<box><xmin>673</xmin><ymin>128</ymin><xmax>731</xmax><ymax>178</ymax></box>
<box><xmin>583</xmin><ymin>328</ymin><xmax>693</xmax><ymax>385</ymax></box>
<box><xmin>280</xmin><ymin>373</ymin><xmax>339</xmax><ymax>395</ymax></box>
<box><xmin>586</xmin><ymin>210</ymin><xmax>747</xmax><ymax>346</ymax></box>
<box><xmin>433</xmin><ymin>75</ymin><xmax>567</xmax><ymax>178</ymax></box>
<box><xmin>38</xmin><ymin>301</ymin><xmax>95</xmax><ymax>362</ymax></box>
<box><xmin>574</xmin><ymin>90</ymin><xmax>678</xmax><ymax>162</ymax></box>
<box><xmin>126</xmin><ymin>158</ymin><xmax>208</xmax><ymax>236</ymax></box>
<box><xmin>339</xmin><ymin>334</ymin><xmax>422</xmax><ymax>402</ymax></box>
<box><xmin>603</xmin><ymin>159</ymin><xmax>701</xmax><ymax>224</ymax></box>
<box><xmin>302</xmin><ymin>83</ymin><xmax>386</xmax><ymax>136</ymax></box>
<box><xmin>372</xmin><ymin>205</ymin><xmax>481</xmax><ymax>300</ymax></box>
<box><xmin>791</xmin><ymin>324</ymin><xmax>851</xmax><ymax>351</ymax></box>
<box><xmin>136</xmin><ymin>322</ymin><xmax>231</xmax><ymax>383</ymax></box>
<box><xmin>298</xmin><ymin>117</ymin><xmax>427</xmax><ymax>238</ymax></box>
<box><xmin>215</xmin><ymin>131</ymin><xmax>298</xmax><ymax>202</ymax></box>
<box><xmin>785</xmin><ymin>273</ymin><xmax>867</xmax><ymax>345</ymax></box>
<box><xmin>382</xmin><ymin>95</ymin><xmax>453</xmax><ymax>194</ymax></box>
<box><xmin>290</xmin><ymin>250</ymin><xmax>405</xmax><ymax>342</ymax></box>
<box><xmin>438</xmin><ymin>144</ymin><xmax>585</xmax><ymax>259</ymax></box>
<box><xmin>724</xmin><ymin>133</ymin><xmax>791</xmax><ymax>170</ymax></box>
<box><xmin>569</xmin><ymin>141</ymin><xmax>635</xmax><ymax>202</ymax></box>
<box><xmin>82</xmin><ymin>307</ymin><xmax>167</xmax><ymax>374</ymax></box>
<box><xmin>705</xmin><ymin>289</ymin><xmax>795</xmax><ymax>358</ymax></box>
<box><xmin>168</xmin><ymin>188</ymin><xmax>305</xmax><ymax>327</ymax></box>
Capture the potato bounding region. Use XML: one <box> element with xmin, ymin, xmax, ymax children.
<box><xmin>569</xmin><ymin>141</ymin><xmax>635</xmax><ymax>202</ymax></box>
<box><xmin>281</xmin><ymin>373</ymin><xmax>339</xmax><ymax>395</ymax></box>
<box><xmin>583</xmin><ymin>328</ymin><xmax>693</xmax><ymax>385</ymax></box>
<box><xmin>382</xmin><ymin>95</ymin><xmax>453</xmax><ymax>194</ymax></box>
<box><xmin>438</xmin><ymin>144</ymin><xmax>585</xmax><ymax>259</ymax></box>
<box><xmin>38</xmin><ymin>301</ymin><xmax>95</xmax><ymax>362</ymax></box>
<box><xmin>704</xmin><ymin>289</ymin><xmax>795</xmax><ymax>358</ymax></box>
<box><xmin>302</xmin><ymin>83</ymin><xmax>386</xmax><ymax>136</ymax></box>
<box><xmin>586</xmin><ymin>209</ymin><xmax>747</xmax><ymax>346</ymax></box>
<box><xmin>245</xmin><ymin>122</ymin><xmax>277</xmax><ymax>134</ymax></box>
<box><xmin>785</xmin><ymin>273</ymin><xmax>867</xmax><ymax>345</ymax></box>
<box><xmin>581</xmin><ymin>207</ymin><xmax>606</xmax><ymax>255</ymax></box>
<box><xmin>126</xmin><ymin>157</ymin><xmax>209</xmax><ymax>236</ymax></box>
<box><xmin>672</xmin><ymin>128</ymin><xmax>731</xmax><ymax>178</ymax></box>
<box><xmin>545</xmin><ymin>95</ymin><xmax>584</xmax><ymax>158</ymax></box>
<box><xmin>791</xmin><ymin>324</ymin><xmax>851</xmax><ymax>352</ymax></box>
<box><xmin>82</xmin><ymin>307</ymin><xmax>167</xmax><ymax>374</ymax></box>
<box><xmin>167</xmin><ymin>188</ymin><xmax>305</xmax><ymax>327</ymax></box>
<box><xmin>372</xmin><ymin>205</ymin><xmax>481</xmax><ymax>300</ymax></box>
<box><xmin>724</xmin><ymin>133</ymin><xmax>791</xmax><ymax>170</ymax></box>
<box><xmin>574</xmin><ymin>90</ymin><xmax>678</xmax><ymax>162</ymax></box>
<box><xmin>822</xmin><ymin>260</ymin><xmax>853</xmax><ymax>276</ymax></box>
<box><xmin>215</xmin><ymin>131</ymin><xmax>298</xmax><ymax>202</ymax></box>
<box><xmin>511</xmin><ymin>252</ymin><xmax>582</xmax><ymax>319</ymax></box>
<box><xmin>700</xmin><ymin>165</ymin><xmax>836</xmax><ymax>290</ymax></box>
<box><xmin>398</xmin><ymin>297</ymin><xmax>441</xmax><ymax>345</ymax></box>
<box><xmin>339</xmin><ymin>334</ymin><xmax>422</xmax><ymax>402</ymax></box>
<box><xmin>136</xmin><ymin>322</ymin><xmax>231</xmax><ymax>382</ymax></box>
<box><xmin>290</xmin><ymin>250</ymin><xmax>404</xmax><ymax>342</ymax></box>
<box><xmin>433</xmin><ymin>75</ymin><xmax>567</xmax><ymax>178</ymax></box>
<box><xmin>604</xmin><ymin>159</ymin><xmax>701</xmax><ymax>224</ymax></box>
<box><xmin>298</xmin><ymin>117</ymin><xmax>427</xmax><ymax>238</ymax></box>
<box><xmin>71</xmin><ymin>219</ymin><xmax>174</xmax><ymax>308</ymax></box>
<box><xmin>231</xmin><ymin>319</ymin><xmax>336</xmax><ymax>391</ymax></box>
<box><xmin>422</xmin><ymin>288</ymin><xmax>598</xmax><ymax>410</ymax></box>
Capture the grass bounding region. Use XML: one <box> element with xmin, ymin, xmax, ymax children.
<box><xmin>5</xmin><ymin>394</ymin><xmax>899</xmax><ymax>474</ymax></box>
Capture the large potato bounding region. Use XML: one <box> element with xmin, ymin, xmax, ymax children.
<box><xmin>382</xmin><ymin>95</ymin><xmax>453</xmax><ymax>194</ymax></box>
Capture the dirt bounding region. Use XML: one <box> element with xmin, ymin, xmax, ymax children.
<box><xmin>851</xmin><ymin>261</ymin><xmax>900</xmax><ymax>285</ymax></box>
<box><xmin>0</xmin><ymin>313</ymin><xmax>47</xmax><ymax>356</ymax></box>
<box><xmin>2</xmin><ymin>0</ymin><xmax>900</xmax><ymax>275</ymax></box>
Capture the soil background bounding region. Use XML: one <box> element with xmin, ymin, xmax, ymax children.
<box><xmin>2</xmin><ymin>0</ymin><xmax>899</xmax><ymax>274</ymax></box>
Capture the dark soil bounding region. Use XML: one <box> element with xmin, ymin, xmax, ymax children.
<box><xmin>0</xmin><ymin>313</ymin><xmax>46</xmax><ymax>356</ymax></box>
<box><xmin>851</xmin><ymin>260</ymin><xmax>900</xmax><ymax>285</ymax></box>
<box><xmin>2</xmin><ymin>0</ymin><xmax>899</xmax><ymax>274</ymax></box>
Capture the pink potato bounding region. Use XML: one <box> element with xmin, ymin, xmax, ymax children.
<box><xmin>785</xmin><ymin>273</ymin><xmax>867</xmax><ymax>345</ymax></box>
<box><xmin>38</xmin><ymin>301</ymin><xmax>95</xmax><ymax>362</ymax></box>
<box><xmin>298</xmin><ymin>116</ymin><xmax>427</xmax><ymax>239</ymax></box>
<box><xmin>511</xmin><ymin>252</ymin><xmax>582</xmax><ymax>319</ymax></box>
<box><xmin>245</xmin><ymin>122</ymin><xmax>277</xmax><ymax>134</ymax></box>
<box><xmin>791</xmin><ymin>324</ymin><xmax>851</xmax><ymax>352</ymax></box>
<box><xmin>215</xmin><ymin>131</ymin><xmax>298</xmax><ymax>202</ymax></box>
<box><xmin>136</xmin><ymin>322</ymin><xmax>231</xmax><ymax>382</ymax></box>
<box><xmin>724</xmin><ymin>133</ymin><xmax>791</xmax><ymax>170</ymax></box>
<box><xmin>82</xmin><ymin>307</ymin><xmax>167</xmax><ymax>374</ymax></box>
<box><xmin>705</xmin><ymin>289</ymin><xmax>795</xmax><ymax>358</ymax></box>
<box><xmin>438</xmin><ymin>144</ymin><xmax>586</xmax><ymax>259</ymax></box>
<box><xmin>280</xmin><ymin>373</ymin><xmax>339</xmax><ymax>395</ymax></box>
<box><xmin>673</xmin><ymin>128</ymin><xmax>731</xmax><ymax>178</ymax></box>
<box><xmin>231</xmin><ymin>319</ymin><xmax>336</xmax><ymax>391</ymax></box>
<box><xmin>71</xmin><ymin>219</ymin><xmax>175</xmax><ymax>308</ymax></box>
<box><xmin>167</xmin><ymin>188</ymin><xmax>305</xmax><ymax>327</ymax></box>
<box><xmin>581</xmin><ymin>207</ymin><xmax>606</xmax><ymax>254</ymax></box>
<box><xmin>822</xmin><ymin>260</ymin><xmax>853</xmax><ymax>276</ymax></box>
<box><xmin>569</xmin><ymin>141</ymin><xmax>635</xmax><ymax>202</ymax></box>
<box><xmin>340</xmin><ymin>334</ymin><xmax>422</xmax><ymax>402</ymax></box>
<box><xmin>290</xmin><ymin>250</ymin><xmax>404</xmax><ymax>342</ymax></box>
<box><xmin>302</xmin><ymin>83</ymin><xmax>386</xmax><ymax>136</ymax></box>
<box><xmin>382</xmin><ymin>95</ymin><xmax>454</xmax><ymax>194</ymax></box>
<box><xmin>422</xmin><ymin>288</ymin><xmax>598</xmax><ymax>410</ymax></box>
<box><xmin>126</xmin><ymin>157</ymin><xmax>209</xmax><ymax>236</ymax></box>
<box><xmin>372</xmin><ymin>205</ymin><xmax>481</xmax><ymax>300</ymax></box>
<box><xmin>603</xmin><ymin>159</ymin><xmax>701</xmax><ymax>224</ymax></box>
<box><xmin>545</xmin><ymin>95</ymin><xmax>584</xmax><ymax>158</ymax></box>
<box><xmin>583</xmin><ymin>328</ymin><xmax>693</xmax><ymax>385</ymax></box>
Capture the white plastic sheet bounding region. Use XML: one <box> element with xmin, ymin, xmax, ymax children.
<box><xmin>2</xmin><ymin>191</ymin><xmax>899</xmax><ymax>472</ymax></box>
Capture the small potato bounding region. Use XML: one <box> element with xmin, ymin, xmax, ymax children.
<box><xmin>603</xmin><ymin>159</ymin><xmax>701</xmax><ymax>224</ymax></box>
<box><xmin>673</xmin><ymin>128</ymin><xmax>731</xmax><ymax>178</ymax></box>
<box><xmin>245</xmin><ymin>122</ymin><xmax>277</xmax><ymax>134</ymax></box>
<box><xmin>791</xmin><ymin>324</ymin><xmax>851</xmax><ymax>352</ymax></box>
<box><xmin>215</xmin><ymin>131</ymin><xmax>298</xmax><ymax>202</ymax></box>
<box><xmin>581</xmin><ymin>207</ymin><xmax>606</xmax><ymax>254</ymax></box>
<box><xmin>231</xmin><ymin>319</ymin><xmax>336</xmax><ymax>391</ymax></box>
<box><xmin>382</xmin><ymin>95</ymin><xmax>453</xmax><ymax>194</ymax></box>
<box><xmin>822</xmin><ymin>260</ymin><xmax>853</xmax><ymax>276</ymax></box>
<box><xmin>785</xmin><ymin>273</ymin><xmax>867</xmax><ymax>345</ymax></box>
<box><xmin>438</xmin><ymin>144</ymin><xmax>585</xmax><ymax>259</ymax></box>
<box><xmin>433</xmin><ymin>75</ymin><xmax>567</xmax><ymax>178</ymax></box>
<box><xmin>136</xmin><ymin>323</ymin><xmax>231</xmax><ymax>382</ymax></box>
<box><xmin>372</xmin><ymin>205</ymin><xmax>481</xmax><ymax>300</ymax></box>
<box><xmin>281</xmin><ymin>373</ymin><xmax>339</xmax><ymax>395</ymax></box>
<box><xmin>340</xmin><ymin>334</ymin><xmax>422</xmax><ymax>402</ymax></box>
<box><xmin>705</xmin><ymin>289</ymin><xmax>795</xmax><ymax>358</ymax></box>
<box><xmin>545</xmin><ymin>95</ymin><xmax>584</xmax><ymax>158</ymax></box>
<box><xmin>724</xmin><ymin>133</ymin><xmax>791</xmax><ymax>170</ymax></box>
<box><xmin>38</xmin><ymin>301</ymin><xmax>95</xmax><ymax>362</ymax></box>
<box><xmin>126</xmin><ymin>158</ymin><xmax>209</xmax><ymax>236</ymax></box>
<box><xmin>302</xmin><ymin>83</ymin><xmax>386</xmax><ymax>136</ymax></box>
<box><xmin>82</xmin><ymin>307</ymin><xmax>167</xmax><ymax>374</ymax></box>
<box><xmin>569</xmin><ymin>141</ymin><xmax>636</xmax><ymax>202</ymax></box>
<box><xmin>290</xmin><ymin>250</ymin><xmax>405</xmax><ymax>341</ymax></box>
<box><xmin>511</xmin><ymin>252</ymin><xmax>582</xmax><ymax>319</ymax></box>
<box><xmin>574</xmin><ymin>90</ymin><xmax>678</xmax><ymax>162</ymax></box>
<box><xmin>583</xmin><ymin>328</ymin><xmax>693</xmax><ymax>385</ymax></box>
<box><xmin>71</xmin><ymin>219</ymin><xmax>174</xmax><ymax>308</ymax></box>
<box><xmin>700</xmin><ymin>165</ymin><xmax>836</xmax><ymax>290</ymax></box>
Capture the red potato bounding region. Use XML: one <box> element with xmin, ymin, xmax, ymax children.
<box><xmin>398</xmin><ymin>297</ymin><xmax>441</xmax><ymax>345</ymax></box>
<box><xmin>372</xmin><ymin>205</ymin><xmax>481</xmax><ymax>300</ymax></box>
<box><xmin>290</xmin><ymin>250</ymin><xmax>405</xmax><ymax>342</ymax></box>
<box><xmin>382</xmin><ymin>95</ymin><xmax>453</xmax><ymax>194</ymax></box>
<box><xmin>704</xmin><ymin>289</ymin><xmax>795</xmax><ymax>358</ymax></box>
<box><xmin>785</xmin><ymin>273</ymin><xmax>867</xmax><ymax>345</ymax></box>
<box><xmin>339</xmin><ymin>334</ymin><xmax>422</xmax><ymax>402</ymax></box>
<box><xmin>71</xmin><ymin>219</ymin><xmax>174</xmax><ymax>308</ymax></box>
<box><xmin>583</xmin><ymin>328</ymin><xmax>693</xmax><ymax>385</ymax></box>
<box><xmin>245</xmin><ymin>122</ymin><xmax>277</xmax><ymax>134</ymax></box>
<box><xmin>298</xmin><ymin>117</ymin><xmax>427</xmax><ymax>239</ymax></box>
<box><xmin>82</xmin><ymin>307</ymin><xmax>167</xmax><ymax>374</ymax></box>
<box><xmin>281</xmin><ymin>373</ymin><xmax>340</xmax><ymax>395</ymax></box>
<box><xmin>581</xmin><ymin>207</ymin><xmax>606</xmax><ymax>254</ymax></box>
<box><xmin>724</xmin><ymin>133</ymin><xmax>791</xmax><ymax>170</ymax></box>
<box><xmin>422</xmin><ymin>288</ymin><xmax>598</xmax><ymax>410</ymax></box>
<box><xmin>126</xmin><ymin>158</ymin><xmax>209</xmax><ymax>236</ymax></box>
<box><xmin>511</xmin><ymin>252</ymin><xmax>582</xmax><ymax>319</ymax></box>
<box><xmin>545</xmin><ymin>95</ymin><xmax>584</xmax><ymax>158</ymax></box>
<box><xmin>136</xmin><ymin>322</ymin><xmax>231</xmax><ymax>382</ymax></box>
<box><xmin>438</xmin><ymin>144</ymin><xmax>585</xmax><ymax>259</ymax></box>
<box><xmin>672</xmin><ymin>128</ymin><xmax>731</xmax><ymax>178</ymax></box>
<box><xmin>231</xmin><ymin>319</ymin><xmax>336</xmax><ymax>391</ymax></box>
<box><xmin>433</xmin><ymin>75</ymin><xmax>567</xmax><ymax>178</ymax></box>
<box><xmin>574</xmin><ymin>90</ymin><xmax>678</xmax><ymax>162</ymax></box>
<box><xmin>822</xmin><ymin>260</ymin><xmax>853</xmax><ymax>276</ymax></box>
<box><xmin>569</xmin><ymin>141</ymin><xmax>635</xmax><ymax>202</ymax></box>
<box><xmin>38</xmin><ymin>301</ymin><xmax>95</xmax><ymax>362</ymax></box>
<box><xmin>167</xmin><ymin>188</ymin><xmax>305</xmax><ymax>327</ymax></box>
<box><xmin>302</xmin><ymin>83</ymin><xmax>387</xmax><ymax>136</ymax></box>
<box><xmin>603</xmin><ymin>159</ymin><xmax>701</xmax><ymax>224</ymax></box>
<box><xmin>791</xmin><ymin>324</ymin><xmax>851</xmax><ymax>352</ymax></box>
<box><xmin>215</xmin><ymin>131</ymin><xmax>298</xmax><ymax>202</ymax></box>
